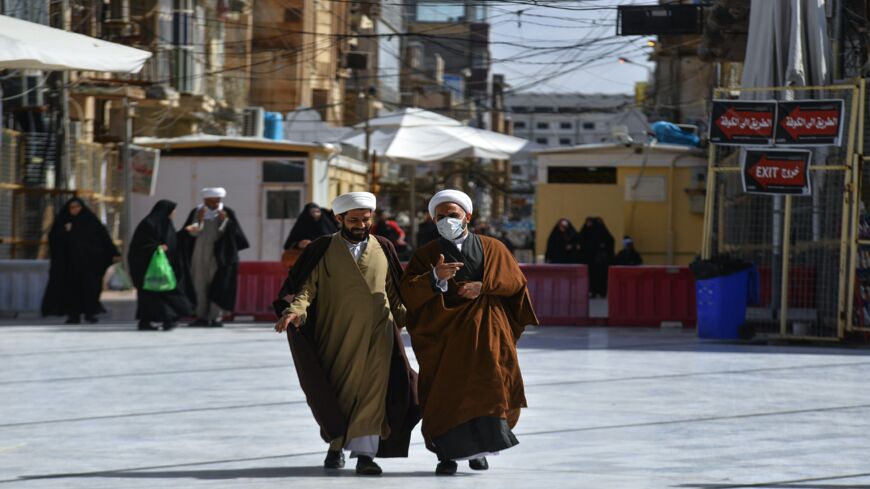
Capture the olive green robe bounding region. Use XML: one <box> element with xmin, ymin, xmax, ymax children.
<box><xmin>287</xmin><ymin>234</ymin><xmax>406</xmax><ymax>448</ymax></box>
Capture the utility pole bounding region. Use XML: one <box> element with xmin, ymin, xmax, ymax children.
<box><xmin>60</xmin><ymin>0</ymin><xmax>72</xmax><ymax>190</ymax></box>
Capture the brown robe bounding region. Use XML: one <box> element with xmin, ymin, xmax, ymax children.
<box><xmin>400</xmin><ymin>235</ymin><xmax>539</xmax><ymax>446</ymax></box>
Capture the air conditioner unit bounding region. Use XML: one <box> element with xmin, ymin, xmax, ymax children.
<box><xmin>242</xmin><ymin>107</ymin><xmax>265</xmax><ymax>138</ymax></box>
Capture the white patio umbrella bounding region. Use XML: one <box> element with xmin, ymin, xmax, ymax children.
<box><xmin>341</xmin><ymin>108</ymin><xmax>528</xmax><ymax>245</ymax></box>
<box><xmin>0</xmin><ymin>14</ymin><xmax>151</xmax><ymax>72</ymax></box>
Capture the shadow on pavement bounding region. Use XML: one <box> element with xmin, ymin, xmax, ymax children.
<box><xmin>16</xmin><ymin>466</ymin><xmax>466</xmax><ymax>481</ymax></box>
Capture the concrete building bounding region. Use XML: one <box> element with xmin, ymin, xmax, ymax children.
<box><xmin>401</xmin><ymin>0</ymin><xmax>490</xmax><ymax>125</ymax></box>
<box><xmin>534</xmin><ymin>143</ymin><xmax>706</xmax><ymax>265</ymax></box>
<box><xmin>505</xmin><ymin>93</ymin><xmax>650</xmax><ymax>220</ymax></box>
<box><xmin>132</xmin><ymin>135</ymin><xmax>368</xmax><ymax>261</ymax></box>
<box><xmin>250</xmin><ymin>0</ymin><xmax>350</xmax><ymax>124</ymax></box>
<box><xmin>343</xmin><ymin>0</ymin><xmax>405</xmax><ymax>126</ymax></box>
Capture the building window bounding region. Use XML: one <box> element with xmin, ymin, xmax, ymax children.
<box><xmin>263</xmin><ymin>160</ymin><xmax>305</xmax><ymax>183</ymax></box>
<box><xmin>511</xmin><ymin>106</ymin><xmax>528</xmax><ymax>113</ymax></box>
<box><xmin>513</xmin><ymin>121</ymin><xmax>526</xmax><ymax>129</ymax></box>
<box><xmin>534</xmin><ymin>106</ymin><xmax>553</xmax><ymax>113</ymax></box>
<box><xmin>535</xmin><ymin>138</ymin><xmax>548</xmax><ymax>145</ymax></box>
<box><xmin>266</xmin><ymin>190</ymin><xmax>302</xmax><ymax>219</ymax></box>
<box><xmin>583</xmin><ymin>122</ymin><xmax>595</xmax><ymax>130</ymax></box>
<box><xmin>559</xmin><ymin>138</ymin><xmax>572</xmax><ymax>146</ymax></box>
<box><xmin>536</xmin><ymin>122</ymin><xmax>549</xmax><ymax>130</ymax></box>
<box><xmin>560</xmin><ymin>122</ymin><xmax>572</xmax><ymax>130</ymax></box>
<box><xmin>547</xmin><ymin>167</ymin><xmax>616</xmax><ymax>184</ymax></box>
<box><xmin>312</xmin><ymin>89</ymin><xmax>329</xmax><ymax>121</ymax></box>
<box><xmin>512</xmin><ymin>165</ymin><xmax>523</xmax><ymax>175</ymax></box>
<box><xmin>284</xmin><ymin>8</ymin><xmax>302</xmax><ymax>23</ymax></box>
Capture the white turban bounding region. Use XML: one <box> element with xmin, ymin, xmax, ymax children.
<box><xmin>332</xmin><ymin>191</ymin><xmax>377</xmax><ymax>215</ymax></box>
<box><xmin>201</xmin><ymin>187</ymin><xmax>226</xmax><ymax>199</ymax></box>
<box><xmin>428</xmin><ymin>189</ymin><xmax>473</xmax><ymax>218</ymax></box>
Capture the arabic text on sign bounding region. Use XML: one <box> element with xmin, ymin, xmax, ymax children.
<box><xmin>783</xmin><ymin>116</ymin><xmax>838</xmax><ymax>131</ymax></box>
<box><xmin>718</xmin><ymin>116</ymin><xmax>771</xmax><ymax>131</ymax></box>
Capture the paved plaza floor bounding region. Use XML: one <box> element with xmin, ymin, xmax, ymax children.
<box><xmin>2</xmin><ymin>320</ymin><xmax>870</xmax><ymax>489</ymax></box>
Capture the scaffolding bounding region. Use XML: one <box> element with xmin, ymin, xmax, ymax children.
<box><xmin>0</xmin><ymin>129</ymin><xmax>124</xmax><ymax>259</ymax></box>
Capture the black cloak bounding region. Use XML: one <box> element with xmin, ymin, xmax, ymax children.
<box><xmin>178</xmin><ymin>206</ymin><xmax>250</xmax><ymax>312</ymax></box>
<box><xmin>545</xmin><ymin>219</ymin><xmax>579</xmax><ymax>264</ymax></box>
<box><xmin>42</xmin><ymin>198</ymin><xmax>120</xmax><ymax>317</ymax></box>
<box><xmin>283</xmin><ymin>203</ymin><xmax>338</xmax><ymax>250</ymax></box>
<box><xmin>128</xmin><ymin>200</ymin><xmax>193</xmax><ymax>322</ymax></box>
<box><xmin>578</xmin><ymin>217</ymin><xmax>615</xmax><ymax>296</ymax></box>
<box><xmin>272</xmin><ymin>235</ymin><xmax>420</xmax><ymax>458</ymax></box>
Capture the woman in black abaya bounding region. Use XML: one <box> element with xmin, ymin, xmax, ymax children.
<box><xmin>129</xmin><ymin>200</ymin><xmax>193</xmax><ymax>331</ymax></box>
<box><xmin>42</xmin><ymin>198</ymin><xmax>121</xmax><ymax>324</ymax></box>
<box><xmin>545</xmin><ymin>218</ymin><xmax>579</xmax><ymax>263</ymax></box>
<box><xmin>283</xmin><ymin>203</ymin><xmax>338</xmax><ymax>251</ymax></box>
<box><xmin>577</xmin><ymin>217</ymin><xmax>615</xmax><ymax>298</ymax></box>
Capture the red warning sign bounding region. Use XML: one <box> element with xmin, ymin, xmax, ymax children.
<box><xmin>709</xmin><ymin>100</ymin><xmax>776</xmax><ymax>145</ymax></box>
<box><xmin>741</xmin><ymin>149</ymin><xmax>812</xmax><ymax>196</ymax></box>
<box><xmin>774</xmin><ymin>99</ymin><xmax>844</xmax><ymax>146</ymax></box>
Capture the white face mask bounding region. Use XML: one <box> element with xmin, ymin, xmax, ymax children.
<box><xmin>436</xmin><ymin>217</ymin><xmax>466</xmax><ymax>240</ymax></box>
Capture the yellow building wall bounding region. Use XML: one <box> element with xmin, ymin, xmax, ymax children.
<box><xmin>535</xmin><ymin>184</ymin><xmax>625</xmax><ymax>257</ymax></box>
<box><xmin>327</xmin><ymin>166</ymin><xmax>368</xmax><ymax>203</ymax></box>
<box><xmin>535</xmin><ymin>167</ymin><xmax>704</xmax><ymax>265</ymax></box>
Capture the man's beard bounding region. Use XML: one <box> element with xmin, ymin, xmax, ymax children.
<box><xmin>341</xmin><ymin>225</ymin><xmax>369</xmax><ymax>243</ymax></box>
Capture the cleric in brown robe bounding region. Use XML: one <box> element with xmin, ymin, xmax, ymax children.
<box><xmin>400</xmin><ymin>189</ymin><xmax>539</xmax><ymax>476</ymax></box>
<box><xmin>273</xmin><ymin>192</ymin><xmax>419</xmax><ymax>476</ymax></box>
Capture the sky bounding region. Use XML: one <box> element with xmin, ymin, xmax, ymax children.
<box><xmin>489</xmin><ymin>0</ymin><xmax>656</xmax><ymax>95</ymax></box>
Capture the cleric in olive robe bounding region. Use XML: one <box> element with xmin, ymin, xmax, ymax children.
<box><xmin>400</xmin><ymin>189</ymin><xmax>538</xmax><ymax>475</ymax></box>
<box><xmin>274</xmin><ymin>192</ymin><xmax>419</xmax><ymax>476</ymax></box>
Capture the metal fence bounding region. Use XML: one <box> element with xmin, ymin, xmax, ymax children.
<box><xmin>703</xmin><ymin>83</ymin><xmax>864</xmax><ymax>341</ymax></box>
<box><xmin>0</xmin><ymin>129</ymin><xmax>124</xmax><ymax>259</ymax></box>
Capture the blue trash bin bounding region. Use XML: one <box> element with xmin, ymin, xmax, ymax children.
<box><xmin>696</xmin><ymin>266</ymin><xmax>759</xmax><ymax>339</ymax></box>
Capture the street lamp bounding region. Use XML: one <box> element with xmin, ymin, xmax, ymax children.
<box><xmin>618</xmin><ymin>57</ymin><xmax>653</xmax><ymax>81</ymax></box>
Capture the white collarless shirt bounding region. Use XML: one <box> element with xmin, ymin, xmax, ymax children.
<box><xmin>343</xmin><ymin>236</ymin><xmax>368</xmax><ymax>262</ymax></box>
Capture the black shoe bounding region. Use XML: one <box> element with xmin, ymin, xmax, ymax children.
<box><xmin>436</xmin><ymin>460</ymin><xmax>458</xmax><ymax>475</ymax></box>
<box><xmin>65</xmin><ymin>315</ymin><xmax>81</xmax><ymax>324</ymax></box>
<box><xmin>161</xmin><ymin>321</ymin><xmax>177</xmax><ymax>331</ymax></box>
<box><xmin>188</xmin><ymin>319</ymin><xmax>210</xmax><ymax>327</ymax></box>
<box><xmin>469</xmin><ymin>457</ymin><xmax>489</xmax><ymax>471</ymax></box>
<box><xmin>137</xmin><ymin>321</ymin><xmax>158</xmax><ymax>331</ymax></box>
<box><xmin>323</xmin><ymin>450</ymin><xmax>344</xmax><ymax>469</ymax></box>
<box><xmin>355</xmin><ymin>456</ymin><xmax>382</xmax><ymax>476</ymax></box>
<box><xmin>84</xmin><ymin>315</ymin><xmax>99</xmax><ymax>324</ymax></box>
<box><xmin>209</xmin><ymin>319</ymin><xmax>223</xmax><ymax>327</ymax></box>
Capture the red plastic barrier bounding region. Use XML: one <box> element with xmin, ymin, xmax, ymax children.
<box><xmin>520</xmin><ymin>264</ymin><xmax>589</xmax><ymax>326</ymax></box>
<box><xmin>757</xmin><ymin>266</ymin><xmax>816</xmax><ymax>308</ymax></box>
<box><xmin>607</xmin><ymin>266</ymin><xmax>696</xmax><ymax>327</ymax></box>
<box><xmin>235</xmin><ymin>261</ymin><xmax>288</xmax><ymax>321</ymax></box>
<box><xmin>235</xmin><ymin>261</ymin><xmax>591</xmax><ymax>325</ymax></box>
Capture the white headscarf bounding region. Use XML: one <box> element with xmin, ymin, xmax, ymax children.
<box><xmin>428</xmin><ymin>189</ymin><xmax>473</xmax><ymax>218</ymax></box>
<box><xmin>332</xmin><ymin>192</ymin><xmax>377</xmax><ymax>215</ymax></box>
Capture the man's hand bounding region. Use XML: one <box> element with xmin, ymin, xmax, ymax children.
<box><xmin>434</xmin><ymin>254</ymin><xmax>464</xmax><ymax>282</ymax></box>
<box><xmin>457</xmin><ymin>281</ymin><xmax>482</xmax><ymax>300</ymax></box>
<box><xmin>64</xmin><ymin>223</ymin><xmax>72</xmax><ymax>232</ymax></box>
<box><xmin>218</xmin><ymin>210</ymin><xmax>228</xmax><ymax>221</ymax></box>
<box><xmin>275</xmin><ymin>312</ymin><xmax>302</xmax><ymax>333</ymax></box>
<box><xmin>298</xmin><ymin>239</ymin><xmax>312</xmax><ymax>249</ymax></box>
<box><xmin>196</xmin><ymin>207</ymin><xmax>207</xmax><ymax>221</ymax></box>
<box><xmin>184</xmin><ymin>224</ymin><xmax>198</xmax><ymax>233</ymax></box>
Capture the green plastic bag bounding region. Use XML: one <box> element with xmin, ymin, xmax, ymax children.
<box><xmin>143</xmin><ymin>248</ymin><xmax>177</xmax><ymax>292</ymax></box>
